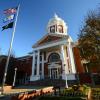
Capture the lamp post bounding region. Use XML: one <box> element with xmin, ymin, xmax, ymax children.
<box><xmin>63</xmin><ymin>64</ymin><xmax>68</xmax><ymax>88</ymax></box>
<box><xmin>12</xmin><ymin>67</ymin><xmax>17</xmax><ymax>87</ymax></box>
<box><xmin>66</xmin><ymin>74</ymin><xmax>68</xmax><ymax>88</ymax></box>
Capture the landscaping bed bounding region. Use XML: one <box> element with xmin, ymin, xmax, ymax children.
<box><xmin>91</xmin><ymin>88</ymin><xmax>100</xmax><ymax>100</ymax></box>
<box><xmin>10</xmin><ymin>84</ymin><xmax>90</xmax><ymax>100</ymax></box>
<box><xmin>39</xmin><ymin>96</ymin><xmax>87</xmax><ymax>100</ymax></box>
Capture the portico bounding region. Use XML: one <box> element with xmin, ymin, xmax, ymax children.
<box><xmin>30</xmin><ymin>14</ymin><xmax>76</xmax><ymax>81</ymax></box>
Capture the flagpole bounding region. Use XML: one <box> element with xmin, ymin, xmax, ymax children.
<box><xmin>1</xmin><ymin>4</ymin><xmax>20</xmax><ymax>94</ymax></box>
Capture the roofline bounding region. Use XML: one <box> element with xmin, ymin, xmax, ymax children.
<box><xmin>32</xmin><ymin>33</ymin><xmax>68</xmax><ymax>48</ymax></box>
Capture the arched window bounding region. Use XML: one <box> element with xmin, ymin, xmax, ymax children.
<box><xmin>58</xmin><ymin>25</ymin><xmax>63</xmax><ymax>33</ymax></box>
<box><xmin>50</xmin><ymin>25</ymin><xmax>55</xmax><ymax>33</ymax></box>
<box><xmin>49</xmin><ymin>53</ymin><xmax>60</xmax><ymax>62</ymax></box>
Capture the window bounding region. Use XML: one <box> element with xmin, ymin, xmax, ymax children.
<box><xmin>50</xmin><ymin>25</ymin><xmax>55</xmax><ymax>33</ymax></box>
<box><xmin>49</xmin><ymin>53</ymin><xmax>60</xmax><ymax>62</ymax></box>
<box><xmin>58</xmin><ymin>25</ymin><xmax>63</xmax><ymax>33</ymax></box>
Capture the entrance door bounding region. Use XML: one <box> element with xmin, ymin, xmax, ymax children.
<box><xmin>51</xmin><ymin>69</ymin><xmax>58</xmax><ymax>79</ymax></box>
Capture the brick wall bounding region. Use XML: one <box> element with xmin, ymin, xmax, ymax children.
<box><xmin>73</xmin><ymin>47</ymin><xmax>85</xmax><ymax>73</ymax></box>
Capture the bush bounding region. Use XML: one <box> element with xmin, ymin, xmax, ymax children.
<box><xmin>60</xmin><ymin>84</ymin><xmax>90</xmax><ymax>97</ymax></box>
<box><xmin>72</xmin><ymin>85</ymin><xmax>79</xmax><ymax>91</ymax></box>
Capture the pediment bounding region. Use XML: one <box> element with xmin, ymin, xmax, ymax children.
<box><xmin>32</xmin><ymin>34</ymin><xmax>69</xmax><ymax>48</ymax></box>
<box><xmin>38</xmin><ymin>35</ymin><xmax>62</xmax><ymax>45</ymax></box>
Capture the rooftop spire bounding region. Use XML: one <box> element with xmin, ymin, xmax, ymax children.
<box><xmin>54</xmin><ymin>13</ymin><xmax>58</xmax><ymax>18</ymax></box>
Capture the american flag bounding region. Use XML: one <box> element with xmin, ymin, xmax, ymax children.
<box><xmin>4</xmin><ymin>7</ymin><xmax>17</xmax><ymax>14</ymax></box>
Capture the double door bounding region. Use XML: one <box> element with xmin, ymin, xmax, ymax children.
<box><xmin>51</xmin><ymin>68</ymin><xmax>58</xmax><ymax>79</ymax></box>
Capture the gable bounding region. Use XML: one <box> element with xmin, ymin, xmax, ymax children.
<box><xmin>32</xmin><ymin>34</ymin><xmax>69</xmax><ymax>48</ymax></box>
<box><xmin>38</xmin><ymin>35</ymin><xmax>62</xmax><ymax>45</ymax></box>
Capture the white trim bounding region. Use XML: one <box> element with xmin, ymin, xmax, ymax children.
<box><xmin>49</xmin><ymin>32</ymin><xmax>67</xmax><ymax>35</ymax></box>
<box><xmin>32</xmin><ymin>34</ymin><xmax>49</xmax><ymax>47</ymax></box>
<box><xmin>48</xmin><ymin>63</ymin><xmax>61</xmax><ymax>69</ymax></box>
<box><xmin>33</xmin><ymin>39</ymin><xmax>68</xmax><ymax>51</ymax></box>
<box><xmin>33</xmin><ymin>34</ymin><xmax>70</xmax><ymax>48</ymax></box>
<box><xmin>32</xmin><ymin>33</ymin><xmax>68</xmax><ymax>48</ymax></box>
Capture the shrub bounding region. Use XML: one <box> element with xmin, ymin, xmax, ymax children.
<box><xmin>60</xmin><ymin>84</ymin><xmax>89</xmax><ymax>97</ymax></box>
<box><xmin>72</xmin><ymin>85</ymin><xmax>79</xmax><ymax>91</ymax></box>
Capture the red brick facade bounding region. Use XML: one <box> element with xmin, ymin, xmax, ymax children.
<box><xmin>0</xmin><ymin>55</ymin><xmax>32</xmax><ymax>85</ymax></box>
<box><xmin>73</xmin><ymin>47</ymin><xmax>85</xmax><ymax>73</ymax></box>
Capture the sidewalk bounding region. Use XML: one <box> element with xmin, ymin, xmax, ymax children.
<box><xmin>0</xmin><ymin>85</ymin><xmax>44</xmax><ymax>100</ymax></box>
<box><xmin>0</xmin><ymin>85</ymin><xmax>46</xmax><ymax>95</ymax></box>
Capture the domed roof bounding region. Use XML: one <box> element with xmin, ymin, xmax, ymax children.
<box><xmin>47</xmin><ymin>14</ymin><xmax>68</xmax><ymax>35</ymax></box>
<box><xmin>48</xmin><ymin>14</ymin><xmax>63</xmax><ymax>25</ymax></box>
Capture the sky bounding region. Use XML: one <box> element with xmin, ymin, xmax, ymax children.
<box><xmin>0</xmin><ymin>0</ymin><xmax>100</xmax><ymax>57</ymax></box>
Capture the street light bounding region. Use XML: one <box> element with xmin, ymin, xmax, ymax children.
<box><xmin>63</xmin><ymin>64</ymin><xmax>68</xmax><ymax>88</ymax></box>
<box><xmin>66</xmin><ymin>74</ymin><xmax>68</xmax><ymax>88</ymax></box>
<box><xmin>12</xmin><ymin>67</ymin><xmax>17</xmax><ymax>87</ymax></box>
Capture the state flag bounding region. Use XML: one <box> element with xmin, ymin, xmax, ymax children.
<box><xmin>2</xmin><ymin>22</ymin><xmax>14</xmax><ymax>31</ymax></box>
<box><xmin>3</xmin><ymin>14</ymin><xmax>15</xmax><ymax>23</ymax></box>
<box><xmin>4</xmin><ymin>7</ymin><xmax>17</xmax><ymax>14</ymax></box>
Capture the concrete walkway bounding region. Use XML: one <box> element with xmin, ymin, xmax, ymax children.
<box><xmin>4</xmin><ymin>85</ymin><xmax>44</xmax><ymax>94</ymax></box>
<box><xmin>0</xmin><ymin>85</ymin><xmax>45</xmax><ymax>100</ymax></box>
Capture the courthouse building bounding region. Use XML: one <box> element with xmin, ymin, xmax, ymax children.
<box><xmin>30</xmin><ymin>14</ymin><xmax>78</xmax><ymax>81</ymax></box>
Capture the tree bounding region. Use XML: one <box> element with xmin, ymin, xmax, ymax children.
<box><xmin>78</xmin><ymin>11</ymin><xmax>100</xmax><ymax>67</ymax></box>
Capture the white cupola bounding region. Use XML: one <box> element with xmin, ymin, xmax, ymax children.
<box><xmin>47</xmin><ymin>14</ymin><xmax>68</xmax><ymax>35</ymax></box>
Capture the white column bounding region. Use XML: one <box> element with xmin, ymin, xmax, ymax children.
<box><xmin>60</xmin><ymin>45</ymin><xmax>68</xmax><ymax>80</ymax></box>
<box><xmin>60</xmin><ymin>45</ymin><xmax>65</xmax><ymax>75</ymax></box>
<box><xmin>37</xmin><ymin>50</ymin><xmax>40</xmax><ymax>76</ymax></box>
<box><xmin>61</xmin><ymin>45</ymin><xmax>69</xmax><ymax>73</ymax></box>
<box><xmin>42</xmin><ymin>52</ymin><xmax>44</xmax><ymax>79</ymax></box>
<box><xmin>68</xmin><ymin>42</ymin><xmax>76</xmax><ymax>73</ymax></box>
<box><xmin>30</xmin><ymin>51</ymin><xmax>35</xmax><ymax>81</ymax></box>
<box><xmin>60</xmin><ymin>45</ymin><xmax>69</xmax><ymax>88</ymax></box>
<box><xmin>66</xmin><ymin>46</ymin><xmax>72</xmax><ymax>73</ymax></box>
